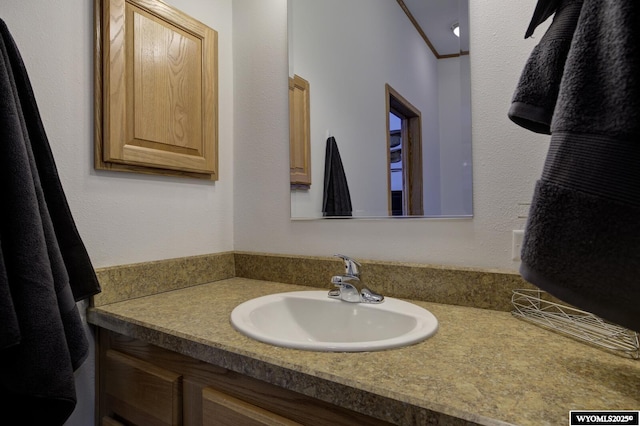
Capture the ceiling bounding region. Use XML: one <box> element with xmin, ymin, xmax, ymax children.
<box><xmin>402</xmin><ymin>0</ymin><xmax>469</xmax><ymax>57</ymax></box>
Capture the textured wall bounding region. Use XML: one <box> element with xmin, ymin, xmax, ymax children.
<box><xmin>0</xmin><ymin>0</ymin><xmax>235</xmax><ymax>269</ymax></box>
<box><xmin>233</xmin><ymin>0</ymin><xmax>550</xmax><ymax>271</ymax></box>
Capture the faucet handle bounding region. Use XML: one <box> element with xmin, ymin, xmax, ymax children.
<box><xmin>334</xmin><ymin>254</ymin><xmax>361</xmax><ymax>277</ymax></box>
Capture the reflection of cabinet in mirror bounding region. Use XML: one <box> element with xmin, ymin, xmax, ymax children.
<box><xmin>289</xmin><ymin>74</ymin><xmax>311</xmax><ymax>188</ymax></box>
<box><xmin>94</xmin><ymin>0</ymin><xmax>218</xmax><ymax>180</ymax></box>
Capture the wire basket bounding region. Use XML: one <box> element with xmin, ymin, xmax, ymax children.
<box><xmin>511</xmin><ymin>289</ymin><xmax>639</xmax><ymax>359</ymax></box>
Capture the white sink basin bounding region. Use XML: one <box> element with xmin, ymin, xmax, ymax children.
<box><xmin>230</xmin><ymin>291</ymin><xmax>438</xmax><ymax>352</ymax></box>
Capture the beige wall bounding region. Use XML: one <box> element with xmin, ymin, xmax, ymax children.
<box><xmin>233</xmin><ymin>0</ymin><xmax>550</xmax><ymax>271</ymax></box>
<box><xmin>0</xmin><ymin>0</ymin><xmax>235</xmax><ymax>269</ymax></box>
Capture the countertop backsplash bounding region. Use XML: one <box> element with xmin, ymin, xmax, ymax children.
<box><xmin>94</xmin><ymin>251</ymin><xmax>536</xmax><ymax>311</ymax></box>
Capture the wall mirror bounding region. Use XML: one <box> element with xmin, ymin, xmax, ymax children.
<box><xmin>289</xmin><ymin>0</ymin><xmax>472</xmax><ymax>219</ymax></box>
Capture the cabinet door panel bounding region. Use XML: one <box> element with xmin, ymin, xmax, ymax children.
<box><xmin>105</xmin><ymin>349</ymin><xmax>183</xmax><ymax>426</ymax></box>
<box><xmin>202</xmin><ymin>387</ymin><xmax>302</xmax><ymax>426</ymax></box>
<box><xmin>101</xmin><ymin>417</ymin><xmax>125</xmax><ymax>426</ymax></box>
<box><xmin>97</xmin><ymin>0</ymin><xmax>218</xmax><ymax>179</ymax></box>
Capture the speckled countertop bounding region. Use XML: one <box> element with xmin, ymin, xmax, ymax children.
<box><xmin>87</xmin><ymin>278</ymin><xmax>640</xmax><ymax>426</ymax></box>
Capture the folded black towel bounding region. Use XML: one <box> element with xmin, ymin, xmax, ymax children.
<box><xmin>0</xmin><ymin>18</ymin><xmax>101</xmax><ymax>424</ymax></box>
<box><xmin>322</xmin><ymin>136</ymin><xmax>353</xmax><ymax>217</ymax></box>
<box><xmin>511</xmin><ymin>0</ymin><xmax>640</xmax><ymax>332</ymax></box>
<box><xmin>508</xmin><ymin>0</ymin><xmax>583</xmax><ymax>134</ymax></box>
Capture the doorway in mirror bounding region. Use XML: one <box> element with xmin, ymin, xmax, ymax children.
<box><xmin>386</xmin><ymin>84</ymin><xmax>423</xmax><ymax>216</ymax></box>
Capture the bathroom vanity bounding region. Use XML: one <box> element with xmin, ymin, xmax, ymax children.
<box><xmin>88</xmin><ymin>276</ymin><xmax>640</xmax><ymax>426</ymax></box>
<box><xmin>96</xmin><ymin>328</ymin><xmax>393</xmax><ymax>425</ymax></box>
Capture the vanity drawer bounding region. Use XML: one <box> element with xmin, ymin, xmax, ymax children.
<box><xmin>202</xmin><ymin>386</ymin><xmax>301</xmax><ymax>426</ymax></box>
<box><xmin>104</xmin><ymin>349</ymin><xmax>182</xmax><ymax>426</ymax></box>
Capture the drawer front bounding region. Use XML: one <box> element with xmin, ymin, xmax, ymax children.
<box><xmin>105</xmin><ymin>349</ymin><xmax>183</xmax><ymax>426</ymax></box>
<box><xmin>202</xmin><ymin>387</ymin><xmax>302</xmax><ymax>426</ymax></box>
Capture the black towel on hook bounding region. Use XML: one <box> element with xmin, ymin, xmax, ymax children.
<box><xmin>322</xmin><ymin>136</ymin><xmax>352</xmax><ymax>217</ymax></box>
<box><xmin>0</xmin><ymin>18</ymin><xmax>101</xmax><ymax>424</ymax></box>
<box><xmin>509</xmin><ymin>0</ymin><xmax>640</xmax><ymax>332</ymax></box>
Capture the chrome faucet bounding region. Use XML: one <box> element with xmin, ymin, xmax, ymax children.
<box><xmin>328</xmin><ymin>254</ymin><xmax>384</xmax><ymax>303</ymax></box>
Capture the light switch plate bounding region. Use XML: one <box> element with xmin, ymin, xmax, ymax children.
<box><xmin>512</xmin><ymin>230</ymin><xmax>525</xmax><ymax>261</ymax></box>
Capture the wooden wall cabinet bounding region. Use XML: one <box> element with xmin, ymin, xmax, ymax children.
<box><xmin>95</xmin><ymin>0</ymin><xmax>218</xmax><ymax>180</ymax></box>
<box><xmin>289</xmin><ymin>75</ymin><xmax>311</xmax><ymax>188</ymax></box>
<box><xmin>96</xmin><ymin>329</ymin><xmax>393</xmax><ymax>426</ymax></box>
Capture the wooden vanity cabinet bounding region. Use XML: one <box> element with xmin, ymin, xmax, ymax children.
<box><xmin>96</xmin><ymin>329</ymin><xmax>393</xmax><ymax>426</ymax></box>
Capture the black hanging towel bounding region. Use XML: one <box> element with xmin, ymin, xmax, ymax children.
<box><xmin>0</xmin><ymin>18</ymin><xmax>101</xmax><ymax>424</ymax></box>
<box><xmin>509</xmin><ymin>0</ymin><xmax>640</xmax><ymax>332</ymax></box>
<box><xmin>322</xmin><ymin>136</ymin><xmax>352</xmax><ymax>217</ymax></box>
